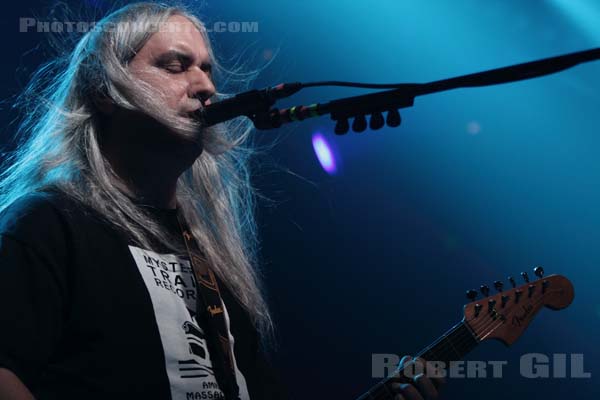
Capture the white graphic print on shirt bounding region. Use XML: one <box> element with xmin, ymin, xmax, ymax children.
<box><xmin>129</xmin><ymin>246</ymin><xmax>250</xmax><ymax>400</ymax></box>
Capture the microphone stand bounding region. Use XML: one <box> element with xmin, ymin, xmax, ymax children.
<box><xmin>198</xmin><ymin>47</ymin><xmax>600</xmax><ymax>135</ymax></box>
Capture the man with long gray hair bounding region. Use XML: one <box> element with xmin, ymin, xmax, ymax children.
<box><xmin>0</xmin><ymin>2</ymin><xmax>444</xmax><ymax>400</ymax></box>
<box><xmin>0</xmin><ymin>2</ymin><xmax>285</xmax><ymax>399</ymax></box>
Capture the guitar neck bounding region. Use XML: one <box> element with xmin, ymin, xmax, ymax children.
<box><xmin>356</xmin><ymin>320</ymin><xmax>479</xmax><ymax>400</ymax></box>
<box><xmin>355</xmin><ymin>274</ymin><xmax>575</xmax><ymax>399</ymax></box>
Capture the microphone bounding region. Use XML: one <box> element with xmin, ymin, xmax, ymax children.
<box><xmin>195</xmin><ymin>83</ymin><xmax>303</xmax><ymax>127</ymax></box>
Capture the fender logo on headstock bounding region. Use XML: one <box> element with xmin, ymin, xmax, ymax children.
<box><xmin>512</xmin><ymin>304</ymin><xmax>534</xmax><ymax>327</ymax></box>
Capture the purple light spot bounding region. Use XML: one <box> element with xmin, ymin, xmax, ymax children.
<box><xmin>312</xmin><ymin>133</ymin><xmax>337</xmax><ymax>175</ymax></box>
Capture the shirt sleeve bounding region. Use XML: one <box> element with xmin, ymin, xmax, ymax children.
<box><xmin>0</xmin><ymin>233</ymin><xmax>66</xmax><ymax>389</ymax></box>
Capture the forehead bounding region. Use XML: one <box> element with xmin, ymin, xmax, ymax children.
<box><xmin>136</xmin><ymin>14</ymin><xmax>210</xmax><ymax>61</ymax></box>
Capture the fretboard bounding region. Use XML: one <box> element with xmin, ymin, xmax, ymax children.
<box><xmin>356</xmin><ymin>320</ymin><xmax>479</xmax><ymax>400</ymax></box>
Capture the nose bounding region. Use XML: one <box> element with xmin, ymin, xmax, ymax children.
<box><xmin>189</xmin><ymin>66</ymin><xmax>215</xmax><ymax>106</ymax></box>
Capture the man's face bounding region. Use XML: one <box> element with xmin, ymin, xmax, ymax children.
<box><xmin>128</xmin><ymin>14</ymin><xmax>216</xmax><ymax>118</ymax></box>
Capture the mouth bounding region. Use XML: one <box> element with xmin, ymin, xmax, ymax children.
<box><xmin>181</xmin><ymin>97</ymin><xmax>203</xmax><ymax>114</ymax></box>
<box><xmin>179</xmin><ymin>106</ymin><xmax>202</xmax><ymax>120</ymax></box>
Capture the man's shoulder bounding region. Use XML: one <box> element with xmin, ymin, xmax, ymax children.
<box><xmin>0</xmin><ymin>188</ymin><xmax>95</xmax><ymax>241</ymax></box>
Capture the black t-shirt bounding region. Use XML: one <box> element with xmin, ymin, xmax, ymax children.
<box><xmin>0</xmin><ymin>189</ymin><xmax>285</xmax><ymax>399</ymax></box>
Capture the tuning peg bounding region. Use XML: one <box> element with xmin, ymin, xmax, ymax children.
<box><xmin>386</xmin><ymin>109</ymin><xmax>401</xmax><ymax>127</ymax></box>
<box><xmin>515</xmin><ymin>289</ymin><xmax>523</xmax><ymax>303</ymax></box>
<box><xmin>334</xmin><ymin>118</ymin><xmax>349</xmax><ymax>135</ymax></box>
<box><xmin>370</xmin><ymin>112</ymin><xmax>385</xmax><ymax>130</ymax></box>
<box><xmin>508</xmin><ymin>276</ymin><xmax>516</xmax><ymax>288</ymax></box>
<box><xmin>466</xmin><ymin>289</ymin><xmax>478</xmax><ymax>301</ymax></box>
<box><xmin>542</xmin><ymin>280</ymin><xmax>550</xmax><ymax>294</ymax></box>
<box><xmin>480</xmin><ymin>285</ymin><xmax>490</xmax><ymax>296</ymax></box>
<box><xmin>488</xmin><ymin>299</ymin><xmax>497</xmax><ymax>312</ymax></box>
<box><xmin>534</xmin><ymin>266</ymin><xmax>544</xmax><ymax>279</ymax></box>
<box><xmin>521</xmin><ymin>271</ymin><xmax>530</xmax><ymax>283</ymax></box>
<box><xmin>494</xmin><ymin>281</ymin><xmax>504</xmax><ymax>292</ymax></box>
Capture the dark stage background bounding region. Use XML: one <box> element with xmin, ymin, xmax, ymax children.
<box><xmin>1</xmin><ymin>0</ymin><xmax>599</xmax><ymax>399</ymax></box>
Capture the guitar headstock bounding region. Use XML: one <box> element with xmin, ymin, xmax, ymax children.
<box><xmin>463</xmin><ymin>268</ymin><xmax>574</xmax><ymax>346</ymax></box>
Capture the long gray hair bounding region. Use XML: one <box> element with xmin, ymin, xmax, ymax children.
<box><xmin>0</xmin><ymin>2</ymin><xmax>273</xmax><ymax>339</ymax></box>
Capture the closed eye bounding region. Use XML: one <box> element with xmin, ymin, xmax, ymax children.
<box><xmin>164</xmin><ymin>61</ymin><xmax>188</xmax><ymax>73</ymax></box>
<box><xmin>156</xmin><ymin>51</ymin><xmax>193</xmax><ymax>73</ymax></box>
<box><xmin>156</xmin><ymin>51</ymin><xmax>212</xmax><ymax>77</ymax></box>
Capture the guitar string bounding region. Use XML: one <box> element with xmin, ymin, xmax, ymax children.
<box><xmin>419</xmin><ymin>285</ymin><xmax>556</xmax><ymax>363</ymax></box>
<box><xmin>365</xmin><ymin>284</ymin><xmax>558</xmax><ymax>399</ymax></box>
<box><xmin>362</xmin><ymin>312</ymin><xmax>498</xmax><ymax>400</ymax></box>
<box><xmin>364</xmin><ymin>288</ymin><xmax>554</xmax><ymax>400</ymax></box>
<box><xmin>367</xmin><ymin>293</ymin><xmax>547</xmax><ymax>400</ymax></box>
<box><xmin>372</xmin><ymin>292</ymin><xmax>554</xmax><ymax>400</ymax></box>
<box><xmin>475</xmin><ymin>291</ymin><xmax>551</xmax><ymax>341</ymax></box>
